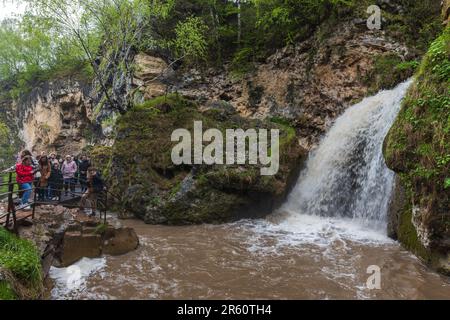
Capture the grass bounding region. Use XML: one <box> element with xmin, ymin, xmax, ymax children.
<box><xmin>0</xmin><ymin>281</ymin><xmax>16</xmax><ymax>300</ymax></box>
<box><xmin>0</xmin><ymin>227</ymin><xmax>42</xmax><ymax>300</ymax></box>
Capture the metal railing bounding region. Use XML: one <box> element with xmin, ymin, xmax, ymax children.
<box><xmin>0</xmin><ymin>170</ymin><xmax>108</xmax><ymax>232</ymax></box>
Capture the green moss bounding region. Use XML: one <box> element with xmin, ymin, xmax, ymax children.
<box><xmin>397</xmin><ymin>203</ymin><xmax>430</xmax><ymax>261</ymax></box>
<box><xmin>85</xmin><ymin>145</ymin><xmax>113</xmax><ymax>179</ymax></box>
<box><xmin>134</xmin><ymin>93</ymin><xmax>194</xmax><ymax>112</ymax></box>
<box><xmin>0</xmin><ymin>281</ymin><xmax>16</xmax><ymax>300</ymax></box>
<box><xmin>107</xmin><ymin>94</ymin><xmax>304</xmax><ymax>224</ymax></box>
<box><xmin>365</xmin><ymin>54</ymin><xmax>418</xmax><ymax>94</ymax></box>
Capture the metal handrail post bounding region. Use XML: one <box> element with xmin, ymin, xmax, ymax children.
<box><xmin>6</xmin><ymin>172</ymin><xmax>13</xmax><ymax>229</ymax></box>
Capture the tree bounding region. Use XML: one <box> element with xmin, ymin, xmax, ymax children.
<box><xmin>173</xmin><ymin>16</ymin><xmax>208</xmax><ymax>64</ymax></box>
<box><xmin>25</xmin><ymin>0</ymin><xmax>175</xmax><ymax>113</ymax></box>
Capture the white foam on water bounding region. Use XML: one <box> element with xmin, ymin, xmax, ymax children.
<box><xmin>49</xmin><ymin>257</ymin><xmax>106</xmax><ymax>299</ymax></box>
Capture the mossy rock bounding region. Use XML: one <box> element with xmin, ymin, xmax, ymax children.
<box><xmin>384</xmin><ymin>27</ymin><xmax>450</xmax><ymax>275</ymax></box>
<box><xmin>104</xmin><ymin>94</ymin><xmax>306</xmax><ymax>224</ymax></box>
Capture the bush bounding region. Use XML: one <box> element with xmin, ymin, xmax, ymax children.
<box><xmin>0</xmin><ymin>227</ymin><xmax>42</xmax><ymax>299</ymax></box>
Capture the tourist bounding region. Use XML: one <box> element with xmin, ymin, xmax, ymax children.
<box><xmin>78</xmin><ymin>155</ymin><xmax>91</xmax><ymax>192</ymax></box>
<box><xmin>15</xmin><ymin>156</ymin><xmax>35</xmax><ymax>210</ymax></box>
<box><xmin>37</xmin><ymin>155</ymin><xmax>51</xmax><ymax>202</ymax></box>
<box><xmin>80</xmin><ymin>167</ymin><xmax>104</xmax><ymax>217</ymax></box>
<box><xmin>61</xmin><ymin>155</ymin><xmax>77</xmax><ymax>196</ymax></box>
<box><xmin>49</xmin><ymin>152</ymin><xmax>56</xmax><ymax>163</ymax></box>
<box><xmin>48</xmin><ymin>162</ymin><xmax>63</xmax><ymax>201</ymax></box>
<box><xmin>17</xmin><ymin>150</ymin><xmax>38</xmax><ymax>198</ymax></box>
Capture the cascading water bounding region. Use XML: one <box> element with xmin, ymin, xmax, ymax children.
<box><xmin>281</xmin><ymin>79</ymin><xmax>413</xmax><ymax>233</ymax></box>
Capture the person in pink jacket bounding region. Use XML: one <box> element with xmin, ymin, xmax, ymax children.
<box><xmin>61</xmin><ymin>155</ymin><xmax>78</xmax><ymax>195</ymax></box>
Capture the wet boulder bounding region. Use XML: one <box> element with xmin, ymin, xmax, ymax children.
<box><xmin>59</xmin><ymin>222</ymin><xmax>139</xmax><ymax>267</ymax></box>
<box><xmin>102</xmin><ymin>227</ymin><xmax>139</xmax><ymax>256</ymax></box>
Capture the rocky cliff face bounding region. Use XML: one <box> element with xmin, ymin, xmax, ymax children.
<box><xmin>8</xmin><ymin>5</ymin><xmax>420</xmax><ymax>156</ymax></box>
<box><xmin>169</xmin><ymin>21</ymin><xmax>412</xmax><ymax>151</ymax></box>
<box><xmin>8</xmin><ymin>78</ymin><xmax>97</xmax><ymax>156</ymax></box>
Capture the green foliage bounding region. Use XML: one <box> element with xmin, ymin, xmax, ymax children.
<box><xmin>173</xmin><ymin>16</ymin><xmax>208</xmax><ymax>63</ymax></box>
<box><xmin>445</xmin><ymin>178</ymin><xmax>450</xmax><ymax>189</ymax></box>
<box><xmin>0</xmin><ymin>172</ymin><xmax>17</xmax><ymax>197</ymax></box>
<box><xmin>0</xmin><ymin>12</ymin><xmax>93</xmax><ymax>97</ymax></box>
<box><xmin>396</xmin><ymin>60</ymin><xmax>420</xmax><ymax>72</ymax></box>
<box><xmin>0</xmin><ymin>0</ymin><xmax>443</xmax><ymax>97</ymax></box>
<box><xmin>0</xmin><ymin>227</ymin><xmax>42</xmax><ymax>299</ymax></box>
<box><xmin>0</xmin><ymin>121</ymin><xmax>15</xmax><ymax>169</ymax></box>
<box><xmin>427</xmin><ymin>30</ymin><xmax>450</xmax><ymax>80</ymax></box>
<box><xmin>231</xmin><ymin>47</ymin><xmax>254</xmax><ymax>75</ymax></box>
<box><xmin>384</xmin><ymin>0</ymin><xmax>443</xmax><ymax>52</ymax></box>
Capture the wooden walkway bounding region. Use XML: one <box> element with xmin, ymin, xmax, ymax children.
<box><xmin>0</xmin><ymin>173</ymin><xmax>107</xmax><ymax>232</ymax></box>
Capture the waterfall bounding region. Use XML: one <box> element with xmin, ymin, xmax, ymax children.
<box><xmin>280</xmin><ymin>79</ymin><xmax>413</xmax><ymax>233</ymax></box>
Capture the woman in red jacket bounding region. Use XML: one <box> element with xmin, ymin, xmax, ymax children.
<box><xmin>16</xmin><ymin>156</ymin><xmax>35</xmax><ymax>210</ymax></box>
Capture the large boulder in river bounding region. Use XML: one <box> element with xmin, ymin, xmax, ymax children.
<box><xmin>102</xmin><ymin>227</ymin><xmax>139</xmax><ymax>256</ymax></box>
<box><xmin>103</xmin><ymin>95</ymin><xmax>305</xmax><ymax>225</ymax></box>
<box><xmin>61</xmin><ymin>232</ymin><xmax>103</xmax><ymax>267</ymax></box>
<box><xmin>60</xmin><ymin>222</ymin><xmax>139</xmax><ymax>267</ymax></box>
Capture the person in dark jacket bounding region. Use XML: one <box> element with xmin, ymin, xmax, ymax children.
<box><xmin>78</xmin><ymin>155</ymin><xmax>91</xmax><ymax>192</ymax></box>
<box><xmin>80</xmin><ymin>167</ymin><xmax>104</xmax><ymax>216</ymax></box>
<box><xmin>48</xmin><ymin>162</ymin><xmax>63</xmax><ymax>201</ymax></box>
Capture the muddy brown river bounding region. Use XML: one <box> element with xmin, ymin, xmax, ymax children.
<box><xmin>46</xmin><ymin>215</ymin><xmax>450</xmax><ymax>300</ymax></box>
